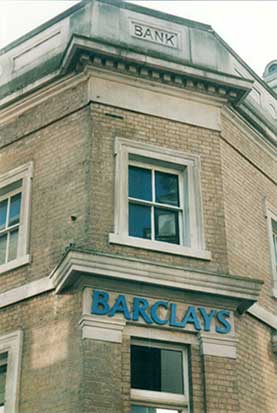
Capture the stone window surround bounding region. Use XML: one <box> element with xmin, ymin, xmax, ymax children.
<box><xmin>265</xmin><ymin>205</ymin><xmax>277</xmax><ymax>298</ymax></box>
<box><xmin>130</xmin><ymin>338</ymin><xmax>190</xmax><ymax>413</ymax></box>
<box><xmin>109</xmin><ymin>137</ymin><xmax>211</xmax><ymax>260</ymax></box>
<box><xmin>0</xmin><ymin>330</ymin><xmax>23</xmax><ymax>413</ymax></box>
<box><xmin>0</xmin><ymin>162</ymin><xmax>33</xmax><ymax>275</ymax></box>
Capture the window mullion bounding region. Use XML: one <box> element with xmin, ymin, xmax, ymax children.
<box><xmin>5</xmin><ymin>231</ymin><xmax>10</xmax><ymax>264</ymax></box>
<box><xmin>128</xmin><ymin>198</ymin><xmax>154</xmax><ymax>207</ymax></box>
<box><xmin>152</xmin><ymin>169</ymin><xmax>155</xmax><ymax>241</ymax></box>
<box><xmin>0</xmin><ymin>223</ymin><xmax>20</xmax><ymax>237</ymax></box>
<box><xmin>129</xmin><ymin>197</ymin><xmax>182</xmax><ymax>211</ymax></box>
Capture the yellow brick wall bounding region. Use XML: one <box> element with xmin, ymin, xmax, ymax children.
<box><xmin>0</xmin><ymin>79</ymin><xmax>276</xmax><ymax>412</ymax></box>
<box><xmin>0</xmin><ymin>291</ymin><xmax>82</xmax><ymax>413</ymax></box>
<box><xmin>221</xmin><ymin>114</ymin><xmax>277</xmax><ymax>312</ymax></box>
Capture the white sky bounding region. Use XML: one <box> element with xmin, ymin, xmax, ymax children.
<box><xmin>0</xmin><ymin>0</ymin><xmax>276</xmax><ymax>77</ymax></box>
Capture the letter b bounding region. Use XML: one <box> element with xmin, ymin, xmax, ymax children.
<box><xmin>134</xmin><ymin>24</ymin><xmax>143</xmax><ymax>37</ymax></box>
<box><xmin>91</xmin><ymin>290</ymin><xmax>110</xmax><ymax>315</ymax></box>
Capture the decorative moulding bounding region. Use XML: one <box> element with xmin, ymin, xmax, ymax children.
<box><xmin>61</xmin><ymin>35</ymin><xmax>253</xmax><ymax>105</ymax></box>
<box><xmin>248</xmin><ymin>303</ymin><xmax>277</xmax><ymax>330</ymax></box>
<box><xmin>0</xmin><ymin>277</ymin><xmax>54</xmax><ymax>309</ymax></box>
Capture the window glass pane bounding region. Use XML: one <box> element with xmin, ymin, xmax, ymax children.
<box><xmin>9</xmin><ymin>193</ymin><xmax>21</xmax><ymax>226</ymax></box>
<box><xmin>0</xmin><ymin>363</ymin><xmax>7</xmax><ymax>406</ymax></box>
<box><xmin>131</xmin><ymin>345</ymin><xmax>183</xmax><ymax>394</ymax></box>
<box><xmin>0</xmin><ymin>199</ymin><xmax>8</xmax><ymax>231</ymax></box>
<box><xmin>129</xmin><ymin>166</ymin><xmax>152</xmax><ymax>201</ymax></box>
<box><xmin>131</xmin><ymin>407</ymin><xmax>179</xmax><ymax>413</ymax></box>
<box><xmin>8</xmin><ymin>229</ymin><xmax>19</xmax><ymax>262</ymax></box>
<box><xmin>129</xmin><ymin>204</ymin><xmax>151</xmax><ymax>239</ymax></box>
<box><xmin>0</xmin><ymin>234</ymin><xmax>7</xmax><ymax>265</ymax></box>
<box><xmin>154</xmin><ymin>209</ymin><xmax>179</xmax><ymax>244</ymax></box>
<box><xmin>155</xmin><ymin>171</ymin><xmax>179</xmax><ymax>206</ymax></box>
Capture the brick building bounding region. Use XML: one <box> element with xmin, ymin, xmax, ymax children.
<box><xmin>0</xmin><ymin>1</ymin><xmax>276</xmax><ymax>412</ymax></box>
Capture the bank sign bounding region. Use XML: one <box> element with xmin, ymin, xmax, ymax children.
<box><xmin>91</xmin><ymin>290</ymin><xmax>232</xmax><ymax>335</ymax></box>
<box><xmin>131</xmin><ymin>21</ymin><xmax>179</xmax><ymax>49</ymax></box>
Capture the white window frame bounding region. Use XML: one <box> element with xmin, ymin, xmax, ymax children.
<box><xmin>266</xmin><ymin>207</ymin><xmax>277</xmax><ymax>298</ymax></box>
<box><xmin>0</xmin><ymin>162</ymin><xmax>33</xmax><ymax>275</ymax></box>
<box><xmin>109</xmin><ymin>137</ymin><xmax>210</xmax><ymax>260</ymax></box>
<box><xmin>0</xmin><ymin>330</ymin><xmax>23</xmax><ymax>413</ymax></box>
<box><xmin>130</xmin><ymin>339</ymin><xmax>190</xmax><ymax>413</ymax></box>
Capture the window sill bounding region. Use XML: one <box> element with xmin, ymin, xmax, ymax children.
<box><xmin>0</xmin><ymin>255</ymin><xmax>31</xmax><ymax>275</ymax></box>
<box><xmin>109</xmin><ymin>234</ymin><xmax>211</xmax><ymax>260</ymax></box>
<box><xmin>131</xmin><ymin>389</ymin><xmax>187</xmax><ymax>409</ymax></box>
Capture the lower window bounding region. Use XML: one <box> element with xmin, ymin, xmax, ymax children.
<box><xmin>130</xmin><ymin>340</ymin><xmax>190</xmax><ymax>413</ymax></box>
<box><xmin>0</xmin><ymin>331</ymin><xmax>23</xmax><ymax>413</ymax></box>
<box><xmin>0</xmin><ymin>353</ymin><xmax>7</xmax><ymax>413</ymax></box>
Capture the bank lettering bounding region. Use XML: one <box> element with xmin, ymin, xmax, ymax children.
<box><xmin>91</xmin><ymin>290</ymin><xmax>231</xmax><ymax>335</ymax></box>
<box><xmin>131</xmin><ymin>22</ymin><xmax>178</xmax><ymax>49</ymax></box>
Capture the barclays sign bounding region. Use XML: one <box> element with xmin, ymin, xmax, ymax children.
<box><xmin>91</xmin><ymin>290</ymin><xmax>232</xmax><ymax>335</ymax></box>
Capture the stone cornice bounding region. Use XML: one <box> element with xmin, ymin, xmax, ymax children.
<box><xmin>248</xmin><ymin>303</ymin><xmax>277</xmax><ymax>330</ymax></box>
<box><xmin>49</xmin><ymin>248</ymin><xmax>262</xmax><ymax>313</ymax></box>
<box><xmin>0</xmin><ymin>277</ymin><xmax>54</xmax><ymax>310</ymax></box>
<box><xmin>61</xmin><ymin>35</ymin><xmax>253</xmax><ymax>105</ymax></box>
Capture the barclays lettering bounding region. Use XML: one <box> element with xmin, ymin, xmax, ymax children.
<box><xmin>91</xmin><ymin>290</ymin><xmax>232</xmax><ymax>335</ymax></box>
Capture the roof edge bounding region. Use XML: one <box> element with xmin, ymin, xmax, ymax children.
<box><xmin>0</xmin><ymin>0</ymin><xmax>86</xmax><ymax>55</ymax></box>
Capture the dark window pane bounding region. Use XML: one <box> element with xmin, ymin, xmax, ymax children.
<box><xmin>0</xmin><ymin>363</ymin><xmax>7</xmax><ymax>406</ymax></box>
<box><xmin>129</xmin><ymin>204</ymin><xmax>151</xmax><ymax>239</ymax></box>
<box><xmin>273</xmin><ymin>234</ymin><xmax>277</xmax><ymax>264</ymax></box>
<box><xmin>155</xmin><ymin>171</ymin><xmax>179</xmax><ymax>206</ymax></box>
<box><xmin>131</xmin><ymin>345</ymin><xmax>183</xmax><ymax>394</ymax></box>
<box><xmin>131</xmin><ymin>407</ymin><xmax>156</xmax><ymax>413</ymax></box>
<box><xmin>9</xmin><ymin>193</ymin><xmax>21</xmax><ymax>226</ymax></box>
<box><xmin>131</xmin><ymin>407</ymin><xmax>180</xmax><ymax>413</ymax></box>
<box><xmin>0</xmin><ymin>180</ymin><xmax>22</xmax><ymax>198</ymax></box>
<box><xmin>154</xmin><ymin>209</ymin><xmax>179</xmax><ymax>244</ymax></box>
<box><xmin>0</xmin><ymin>234</ymin><xmax>7</xmax><ymax>265</ymax></box>
<box><xmin>129</xmin><ymin>166</ymin><xmax>152</xmax><ymax>201</ymax></box>
<box><xmin>0</xmin><ymin>199</ymin><xmax>8</xmax><ymax>231</ymax></box>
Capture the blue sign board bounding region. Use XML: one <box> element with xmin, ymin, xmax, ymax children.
<box><xmin>91</xmin><ymin>290</ymin><xmax>231</xmax><ymax>334</ymax></box>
